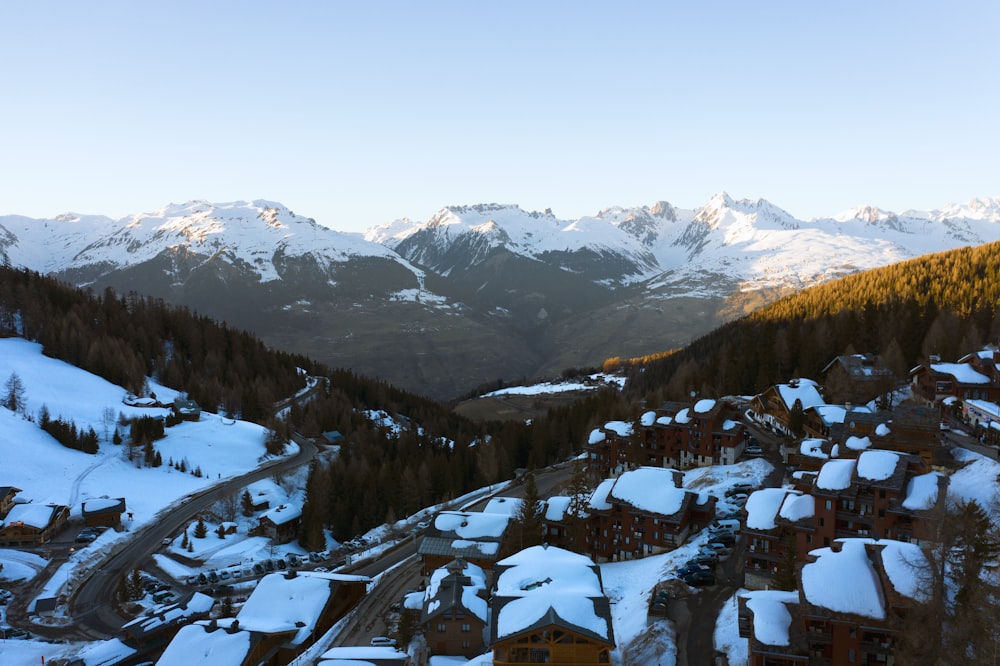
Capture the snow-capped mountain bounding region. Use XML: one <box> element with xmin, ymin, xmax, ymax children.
<box><xmin>2</xmin><ymin>194</ymin><xmax>999</xmax><ymax>400</ymax></box>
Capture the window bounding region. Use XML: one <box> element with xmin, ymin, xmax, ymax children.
<box><xmin>437</xmin><ymin>624</ymin><xmax>446</xmax><ymax>632</ymax></box>
<box><xmin>461</xmin><ymin>623</ymin><xmax>471</xmax><ymax>632</ymax></box>
<box><xmin>825</xmin><ymin>500</ymin><xmax>833</xmax><ymax>510</ymax></box>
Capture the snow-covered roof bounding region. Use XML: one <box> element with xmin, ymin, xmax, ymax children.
<box><xmin>81</xmin><ymin>497</ymin><xmax>125</xmax><ymax>513</ymax></box>
<box><xmin>778</xmin><ymin>493</ymin><xmax>815</xmax><ymax>523</ymax></box>
<box><xmin>656</xmin><ymin>415</ymin><xmax>673</xmax><ymax>426</ymax></box>
<box><xmin>693</xmin><ymin>398</ymin><xmax>717</xmax><ymax>413</ymax></box>
<box><xmin>742</xmin><ymin>590</ymin><xmax>799</xmax><ymax>647</ymax></box>
<box><xmin>483</xmin><ymin>497</ymin><xmax>524</xmax><ymax>517</ymax></box>
<box><xmin>260</xmin><ymin>503</ymin><xmax>302</xmax><ymax>526</ymax></box>
<box><xmin>640</xmin><ymin>411</ymin><xmax>657</xmax><ymax>426</ymax></box>
<box><xmin>588</xmin><ymin>428</ymin><xmax>606</xmax><ymax>445</ymax></box>
<box><xmin>433</xmin><ymin>511</ymin><xmax>510</xmax><ymax>539</ymax></box>
<box><xmin>2</xmin><ymin>503</ymin><xmax>61</xmax><ymax>529</ymax></box>
<box><xmin>157</xmin><ymin>623</ymin><xmax>251</xmax><ymax>666</ymax></box>
<box><xmin>674</xmin><ymin>408</ymin><xmax>692</xmax><ymax>424</ymax></box>
<box><xmin>902</xmin><ymin>472</ymin><xmax>943</xmax><ymax>511</ymax></box>
<box><xmin>237</xmin><ymin>572</ymin><xmax>333</xmax><ymax>645</ymax></box>
<box><xmin>423</xmin><ymin>560</ymin><xmax>488</xmax><ymax>623</ymax></box>
<box><xmin>493</xmin><ymin>545</ymin><xmax>612</xmax><ymax>643</ymax></box>
<box><xmin>122</xmin><ymin>592</ymin><xmax>215</xmax><ymax>637</ymax></box>
<box><xmin>845</xmin><ymin>435</ymin><xmax>872</xmax><ymax>451</ymax></box>
<box><xmin>603</xmin><ymin>420</ymin><xmax>633</xmax><ymax>437</ymax></box>
<box><xmin>588</xmin><ymin>478</ymin><xmax>616</xmax><ymax>511</ymax></box>
<box><xmin>607</xmin><ymin>467</ymin><xmax>687</xmax><ymax>516</ymax></box>
<box><xmin>745</xmin><ymin>488</ymin><xmax>797</xmax><ymax>531</ymax></box>
<box><xmin>855</xmin><ymin>450</ymin><xmax>900</xmax><ymax>481</ymax></box>
<box><xmin>544</xmin><ymin>496</ymin><xmax>572</xmax><ymax>522</ymax></box>
<box><xmin>802</xmin><ymin>540</ymin><xmax>885</xmax><ymax>619</ymax></box>
<box><xmin>930</xmin><ymin>362</ymin><xmax>991</xmax><ymax>384</ymax></box>
<box><xmin>799</xmin><ymin>438</ymin><xmax>828</xmax><ymax>460</ymax></box>
<box><xmin>776</xmin><ymin>378</ymin><xmax>825</xmax><ymax>410</ymax></box>
<box><xmin>966</xmin><ymin>399</ymin><xmax>1000</xmax><ymax>418</ymax></box>
<box><xmin>320</xmin><ymin>646</ymin><xmax>410</xmax><ymax>663</ymax></box>
<box><xmin>816</xmin><ymin>459</ymin><xmax>856</xmax><ymax>491</ymax></box>
<box><xmin>875</xmin><ymin>423</ymin><xmax>891</xmax><ymax>437</ymax></box>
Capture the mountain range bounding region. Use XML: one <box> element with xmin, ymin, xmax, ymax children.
<box><xmin>3</xmin><ymin>194</ymin><xmax>999</xmax><ymax>399</ymax></box>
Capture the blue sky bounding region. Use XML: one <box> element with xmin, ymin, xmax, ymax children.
<box><xmin>2</xmin><ymin>1</ymin><xmax>997</xmax><ymax>232</ymax></box>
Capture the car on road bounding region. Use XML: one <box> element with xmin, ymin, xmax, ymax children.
<box><xmin>162</xmin><ymin>536</ymin><xmax>172</xmax><ymax>546</ymax></box>
<box><xmin>726</xmin><ymin>483</ymin><xmax>754</xmax><ymax>496</ymax></box>
<box><xmin>264</xmin><ymin>560</ymin><xmax>275</xmax><ymax>573</ymax></box>
<box><xmin>416</xmin><ymin>521</ymin><xmax>430</xmax><ymax>530</ymax></box>
<box><xmin>314</xmin><ymin>567</ymin><xmax>329</xmax><ymax>573</ymax></box>
<box><xmin>675</xmin><ymin>563</ymin><xmax>711</xmax><ymax>578</ymax></box>
<box><xmin>744</xmin><ymin>445</ymin><xmax>764</xmax><ymax>457</ymax></box>
<box><xmin>708</xmin><ymin>532</ymin><xmax>736</xmax><ymax>547</ymax></box>
<box><xmin>680</xmin><ymin>570</ymin><xmax>715</xmax><ymax>587</ymax></box>
<box><xmin>370</xmin><ymin>636</ymin><xmax>397</xmax><ymax>647</ymax></box>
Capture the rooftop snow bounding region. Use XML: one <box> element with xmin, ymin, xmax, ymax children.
<box><xmin>483</xmin><ymin>497</ymin><xmax>524</xmax><ymax>517</ymax></box>
<box><xmin>588</xmin><ymin>428</ymin><xmax>606</xmax><ymax>445</ymax></box>
<box><xmin>544</xmin><ymin>496</ymin><xmax>572</xmax><ymax>522</ymax></box>
<box><xmin>930</xmin><ymin>362</ymin><xmax>990</xmax><ymax>384</ymax></box>
<box><xmin>745</xmin><ymin>488</ymin><xmax>796</xmax><ymax>531</ymax></box>
<box><xmin>604</xmin><ymin>421</ymin><xmax>633</xmax><ymax>437</ymax></box>
<box><xmin>2</xmin><ymin>503</ymin><xmax>59</xmax><ymax>529</ymax></box>
<box><xmin>693</xmin><ymin>399</ymin><xmax>717</xmax><ymax>413</ymax></box>
<box><xmin>778</xmin><ymin>493</ymin><xmax>815</xmax><ymax>523</ymax></box>
<box><xmin>260</xmin><ymin>503</ymin><xmax>302</xmax><ymax>525</ymax></box>
<box><xmin>902</xmin><ymin>472</ymin><xmax>942</xmax><ymax>511</ymax></box>
<box><xmin>236</xmin><ymin>572</ymin><xmax>333</xmax><ymax>644</ymax></box>
<box><xmin>157</xmin><ymin>623</ymin><xmax>251</xmax><ymax>666</ymax></box>
<box><xmin>588</xmin><ymin>478</ymin><xmax>616</xmax><ymax>512</ymax></box>
<box><xmin>495</xmin><ymin>545</ymin><xmax>608</xmax><ymax>641</ymax></box>
<box><xmin>608</xmin><ymin>467</ymin><xmax>686</xmax><ymax>516</ymax></box>
<box><xmin>856</xmin><ymin>450</ymin><xmax>899</xmax><ymax>481</ymax></box>
<box><xmin>816</xmin><ymin>459</ymin><xmax>856</xmax><ymax>491</ymax></box>
<box><xmin>845</xmin><ymin>435</ymin><xmax>872</xmax><ymax>451</ymax></box>
<box><xmin>743</xmin><ymin>590</ymin><xmax>799</xmax><ymax>646</ymax></box>
<box><xmin>776</xmin><ymin>379</ymin><xmax>825</xmax><ymax>410</ymax></box>
<box><xmin>640</xmin><ymin>411</ymin><xmax>657</xmax><ymax>426</ymax></box>
<box><xmin>434</xmin><ymin>511</ymin><xmax>509</xmax><ymax>539</ymax></box>
<box><xmin>425</xmin><ymin>560</ymin><xmax>488</xmax><ymax>623</ymax></box>
<box><xmin>802</xmin><ymin>540</ymin><xmax>885</xmax><ymax>619</ymax></box>
<box><xmin>799</xmin><ymin>438</ymin><xmax>828</xmax><ymax>459</ymax></box>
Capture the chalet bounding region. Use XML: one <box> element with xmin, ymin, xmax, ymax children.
<box><xmin>490</xmin><ymin>545</ymin><xmax>615</xmax><ymax>666</ymax></box>
<box><xmin>736</xmin><ymin>590</ymin><xmax>806</xmax><ymax>665</ymax></box>
<box><xmin>801</xmin><ymin>403</ymin><xmax>874</xmax><ymax>441</ymax></box>
<box><xmin>253</xmin><ymin>503</ymin><xmax>302</xmax><ymax>544</ymax></box>
<box><xmin>418</xmin><ymin>511</ymin><xmax>511</xmax><ymax>574</ymax></box>
<box><xmin>587</xmin><ymin>467</ymin><xmax>714</xmax><ymax>562</ymax></box>
<box><xmin>81</xmin><ymin>497</ymin><xmax>126</xmax><ymax>528</ymax></box>
<box><xmin>0</xmin><ymin>502</ymin><xmax>70</xmax><ymax>545</ymax></box>
<box><xmin>156</xmin><ymin>620</ymin><xmax>261</xmax><ymax>666</ymax></box>
<box><xmin>172</xmin><ymin>398</ymin><xmax>201</xmax><ymax>421</ymax></box>
<box><xmin>821</xmin><ymin>353</ymin><xmax>895</xmax><ymax>406</ymax></box>
<box><xmin>121</xmin><ymin>591</ymin><xmax>215</xmax><ymax>650</ymax></box>
<box><xmin>910</xmin><ymin>359</ymin><xmax>1000</xmax><ymax>406</ymax></box>
<box><xmin>749</xmin><ymin>379</ymin><xmax>826</xmax><ymax>438</ymax></box>
<box><xmin>420</xmin><ymin>559</ymin><xmax>489</xmax><ymax>658</ymax></box>
<box><xmin>233</xmin><ymin>570</ymin><xmax>370</xmax><ymax>663</ymax></box>
<box><xmin>0</xmin><ymin>486</ymin><xmax>21</xmax><ymax>517</ymax></box>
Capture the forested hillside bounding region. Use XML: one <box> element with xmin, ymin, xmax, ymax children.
<box><xmin>621</xmin><ymin>241</ymin><xmax>1000</xmax><ymax>402</ymax></box>
<box><xmin>0</xmin><ymin>267</ymin><xmax>630</xmax><ymax>544</ymax></box>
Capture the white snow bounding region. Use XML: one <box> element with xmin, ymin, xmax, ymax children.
<box><xmin>543</xmin><ymin>496</ymin><xmax>572</xmax><ymax>522</ymax></box>
<box><xmin>799</xmin><ymin>438</ymin><xmax>828</xmax><ymax>459</ymax></box>
<box><xmin>745</xmin><ymin>488</ymin><xmax>795</xmax><ymax>531</ymax></box>
<box><xmin>744</xmin><ymin>589</ymin><xmax>799</xmax><ymax>646</ymax></box>
<box><xmin>608</xmin><ymin>468</ymin><xmax>686</xmax><ymax>516</ymax></box>
<box><xmin>433</xmin><ymin>511</ymin><xmax>509</xmax><ymax>539</ymax></box>
<box><xmin>855</xmin><ymin>450</ymin><xmax>900</xmax><ymax>481</ymax></box>
<box><xmin>157</xmin><ymin>622</ymin><xmax>251</xmax><ymax>666</ymax></box>
<box><xmin>604</xmin><ymin>421</ymin><xmax>633</xmax><ymax>437</ymax></box>
<box><xmin>778</xmin><ymin>493</ymin><xmax>815</xmax><ymax>523</ymax></box>
<box><xmin>845</xmin><ymin>435</ymin><xmax>872</xmax><ymax>451</ymax></box>
<box><xmin>693</xmin><ymin>399</ymin><xmax>717</xmax><ymax>413</ymax></box>
<box><xmin>424</xmin><ymin>560</ymin><xmax>488</xmax><ymax>623</ymax></box>
<box><xmin>816</xmin><ymin>459</ymin><xmax>856</xmax><ymax>491</ymax></box>
<box><xmin>482</xmin><ymin>497</ymin><xmax>524</xmax><ymax>517</ymax></box>
<box><xmin>237</xmin><ymin>572</ymin><xmax>336</xmax><ymax>645</ymax></box>
<box><xmin>776</xmin><ymin>379</ymin><xmax>825</xmax><ymax>411</ymax></box>
<box><xmin>802</xmin><ymin>540</ymin><xmax>885</xmax><ymax>619</ymax></box>
<box><xmin>588</xmin><ymin>479</ymin><xmax>616</xmax><ymax>512</ymax></box>
<box><xmin>902</xmin><ymin>472</ymin><xmax>942</xmax><ymax>511</ymax></box>
<box><xmin>588</xmin><ymin>428</ymin><xmax>606</xmax><ymax>445</ymax></box>
<box><xmin>930</xmin><ymin>362</ymin><xmax>990</xmax><ymax>384</ymax></box>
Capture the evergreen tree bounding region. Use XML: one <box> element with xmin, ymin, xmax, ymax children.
<box><xmin>788</xmin><ymin>398</ymin><xmax>804</xmax><ymax>437</ymax></box>
<box><xmin>219</xmin><ymin>595</ymin><xmax>235</xmax><ymax>618</ymax></box>
<box><xmin>773</xmin><ymin>531</ymin><xmax>798</xmax><ymax>591</ymax></box>
<box><xmin>241</xmin><ymin>490</ymin><xmax>254</xmax><ymax>517</ymax></box>
<box><xmin>513</xmin><ymin>471</ymin><xmax>544</xmax><ymax>550</ymax></box>
<box><xmin>194</xmin><ymin>517</ymin><xmax>208</xmax><ymax>539</ymax></box>
<box><xmin>565</xmin><ymin>460</ymin><xmax>592</xmax><ymax>553</ymax></box>
<box><xmin>127</xmin><ymin>569</ymin><xmax>145</xmax><ymax>600</ymax></box>
<box><xmin>216</xmin><ymin>524</ymin><xmax>226</xmax><ymax>539</ymax></box>
<box><xmin>181</xmin><ymin>530</ymin><xmax>189</xmax><ymax>549</ymax></box>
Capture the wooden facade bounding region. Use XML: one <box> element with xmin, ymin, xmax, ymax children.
<box><xmin>492</xmin><ymin>625</ymin><xmax>613</xmax><ymax>665</ymax></box>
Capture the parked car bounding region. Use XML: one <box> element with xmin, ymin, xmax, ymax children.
<box><xmin>744</xmin><ymin>445</ymin><xmax>764</xmax><ymax>457</ymax></box>
<box><xmin>728</xmin><ymin>493</ymin><xmax>749</xmax><ymax>506</ymax></box>
<box><xmin>681</xmin><ymin>570</ymin><xmax>716</xmax><ymax>587</ymax></box>
<box><xmin>275</xmin><ymin>559</ymin><xmax>287</xmax><ymax>570</ymax></box>
<box><xmin>253</xmin><ymin>563</ymin><xmax>265</xmax><ymax>575</ymax></box>
<box><xmin>416</xmin><ymin>521</ymin><xmax>430</xmax><ymax>530</ymax></box>
<box><xmin>709</xmin><ymin>532</ymin><xmax>736</xmax><ymax>546</ymax></box>
<box><xmin>207</xmin><ymin>571</ymin><xmax>219</xmax><ymax>583</ymax></box>
<box><xmin>726</xmin><ymin>483</ymin><xmax>754</xmax><ymax>496</ymax></box>
<box><xmin>710</xmin><ymin>518</ymin><xmax>741</xmax><ymax>533</ymax></box>
<box><xmin>370</xmin><ymin>637</ymin><xmax>397</xmax><ymax>647</ymax></box>
<box><xmin>675</xmin><ymin>563</ymin><xmax>711</xmax><ymax>578</ymax></box>
<box><xmin>0</xmin><ymin>589</ymin><xmax>12</xmax><ymax>604</ymax></box>
<box><xmin>264</xmin><ymin>560</ymin><xmax>275</xmax><ymax>573</ymax></box>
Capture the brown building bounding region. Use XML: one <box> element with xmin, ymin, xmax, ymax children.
<box><xmin>583</xmin><ymin>420</ymin><xmax>634</xmax><ymax>482</ymax></box>
<box><xmin>910</xmin><ymin>357</ymin><xmax>1000</xmax><ymax>406</ymax></box>
<box><xmin>253</xmin><ymin>504</ymin><xmax>301</xmax><ymax>544</ymax></box>
<box><xmin>740</xmin><ymin>539</ymin><xmax>929</xmax><ymax>665</ymax></box>
<box><xmin>418</xmin><ymin>511</ymin><xmax>511</xmax><ymax>575</ymax></box>
<box><xmin>81</xmin><ymin>497</ymin><xmax>126</xmax><ymax>528</ymax></box>
<box><xmin>635</xmin><ymin>399</ymin><xmax>747</xmax><ymax>470</ymax></box>
<box><xmin>420</xmin><ymin>560</ymin><xmax>488</xmax><ymax>658</ymax></box>
<box><xmin>821</xmin><ymin>353</ymin><xmax>895</xmax><ymax>406</ymax></box>
<box><xmin>749</xmin><ymin>379</ymin><xmax>826</xmax><ymax>438</ymax></box>
<box><xmin>586</xmin><ymin>467</ymin><xmax>715</xmax><ymax>562</ymax></box>
<box><xmin>0</xmin><ymin>503</ymin><xmax>70</xmax><ymax>545</ymax></box>
<box><xmin>121</xmin><ymin>591</ymin><xmax>215</xmax><ymax>650</ymax></box>
<box><xmin>490</xmin><ymin>545</ymin><xmax>615</xmax><ymax>665</ymax></box>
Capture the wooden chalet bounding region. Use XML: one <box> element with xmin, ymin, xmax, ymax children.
<box><xmin>418</xmin><ymin>511</ymin><xmax>511</xmax><ymax>575</ymax></box>
<box><xmin>253</xmin><ymin>504</ymin><xmax>301</xmax><ymax>544</ymax></box>
<box><xmin>0</xmin><ymin>486</ymin><xmax>21</xmax><ymax>517</ymax></box>
<box><xmin>749</xmin><ymin>379</ymin><xmax>826</xmax><ymax>438</ymax></box>
<box><xmin>821</xmin><ymin>353</ymin><xmax>895</xmax><ymax>406</ymax></box>
<box><xmin>490</xmin><ymin>545</ymin><xmax>615</xmax><ymax>666</ymax></box>
<box><xmin>420</xmin><ymin>560</ymin><xmax>489</xmax><ymax>658</ymax></box>
<box><xmin>0</xmin><ymin>503</ymin><xmax>70</xmax><ymax>545</ymax></box>
<box><xmin>121</xmin><ymin>591</ymin><xmax>215</xmax><ymax>650</ymax></box>
<box><xmin>172</xmin><ymin>398</ymin><xmax>202</xmax><ymax>421</ymax></box>
<box><xmin>81</xmin><ymin>497</ymin><xmax>126</xmax><ymax>528</ymax></box>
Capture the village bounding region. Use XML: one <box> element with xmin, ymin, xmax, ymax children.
<box><xmin>2</xmin><ymin>346</ymin><xmax>1000</xmax><ymax>665</ymax></box>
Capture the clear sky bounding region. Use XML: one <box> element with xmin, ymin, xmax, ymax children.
<box><xmin>2</xmin><ymin>1</ymin><xmax>997</xmax><ymax>232</ymax></box>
